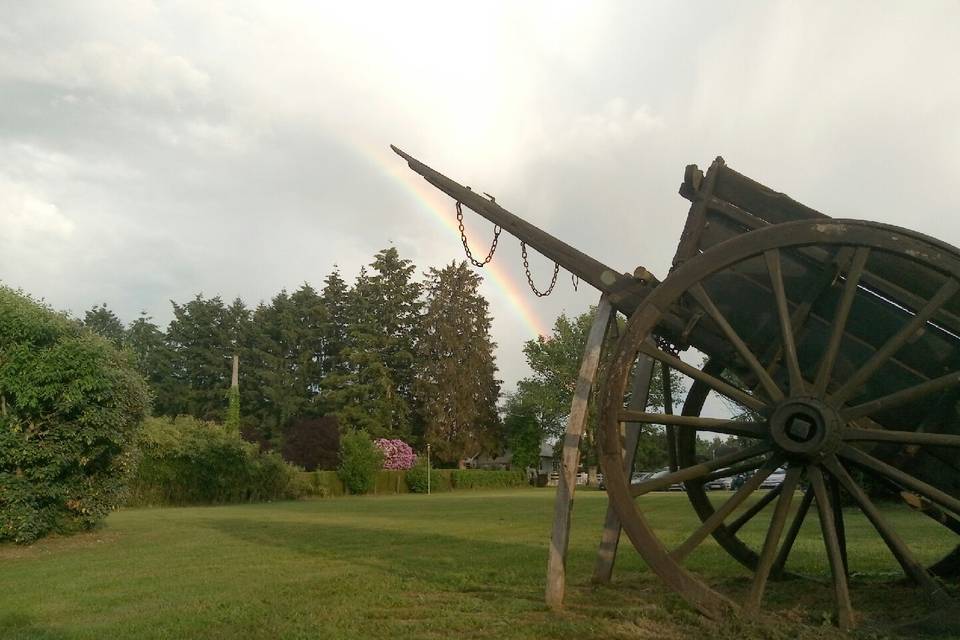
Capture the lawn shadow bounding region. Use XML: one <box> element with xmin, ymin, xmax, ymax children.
<box><xmin>200</xmin><ymin>516</ymin><xmax>549</xmax><ymax>599</ymax></box>
<box><xmin>198</xmin><ymin>515</ymin><xmax>956</xmax><ymax>638</ymax></box>
<box><xmin>0</xmin><ymin>612</ymin><xmax>70</xmax><ymax>640</ymax></box>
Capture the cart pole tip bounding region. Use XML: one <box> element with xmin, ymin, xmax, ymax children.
<box><xmin>390</xmin><ymin>144</ymin><xmax>413</xmax><ymax>162</ymax></box>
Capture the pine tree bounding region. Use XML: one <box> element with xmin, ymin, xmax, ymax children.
<box><xmin>319</xmin><ymin>267</ymin><xmax>350</xmax><ymax>381</ymax></box>
<box><xmin>126</xmin><ymin>311</ymin><xmax>175</xmax><ymax>414</ymax></box>
<box><xmin>415</xmin><ymin>262</ymin><xmax>500</xmax><ymax>465</ymax></box>
<box><xmin>366</xmin><ymin>248</ymin><xmax>422</xmax><ymax>418</ymax></box>
<box><xmin>323</xmin><ymin>267</ymin><xmax>409</xmax><ymax>438</ymax></box>
<box><xmin>244</xmin><ymin>292</ymin><xmax>302</xmax><ymax>441</ymax></box>
<box><xmin>324</xmin><ymin>249</ymin><xmax>423</xmax><ymax>439</ymax></box>
<box><xmin>165</xmin><ymin>294</ymin><xmax>233</xmax><ymax>421</ymax></box>
<box><xmin>289</xmin><ymin>283</ymin><xmax>326</xmax><ymax>408</ymax></box>
<box><xmin>82</xmin><ymin>303</ymin><xmax>125</xmax><ymax>347</ymax></box>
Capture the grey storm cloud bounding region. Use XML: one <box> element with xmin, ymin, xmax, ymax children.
<box><xmin>2</xmin><ymin>1</ymin><xmax>959</xmax><ymax>391</ymax></box>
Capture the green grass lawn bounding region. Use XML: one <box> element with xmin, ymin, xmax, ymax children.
<box><xmin>1</xmin><ymin>489</ymin><xmax>957</xmax><ymax>639</ymax></box>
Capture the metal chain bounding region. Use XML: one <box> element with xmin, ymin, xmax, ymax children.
<box><xmin>521</xmin><ymin>241</ymin><xmax>559</xmax><ymax>297</ymax></box>
<box><xmin>456</xmin><ymin>201</ymin><xmax>501</xmax><ymax>268</ymax></box>
<box><xmin>571</xmin><ymin>273</ymin><xmax>579</xmax><ymax>291</ymax></box>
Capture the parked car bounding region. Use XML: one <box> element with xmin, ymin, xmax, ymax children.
<box><xmin>649</xmin><ymin>468</ymin><xmax>685</xmax><ymax>491</ymax></box>
<box><xmin>703</xmin><ymin>472</ymin><xmax>734</xmax><ymax>491</ymax></box>
<box><xmin>760</xmin><ymin>467</ymin><xmax>787</xmax><ymax>489</ymax></box>
<box><xmin>599</xmin><ymin>471</ymin><xmax>655</xmax><ymax>491</ymax></box>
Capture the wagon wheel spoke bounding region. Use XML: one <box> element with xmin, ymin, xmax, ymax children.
<box><xmin>759</xmin><ymin>247</ymin><xmax>853</xmax><ymax>382</ymax></box>
<box><xmin>630</xmin><ymin>443</ymin><xmax>771</xmax><ymax>497</ymax></box>
<box><xmin>813</xmin><ymin>247</ymin><xmax>870</xmax><ymax>395</ymax></box>
<box><xmin>661</xmin><ymin>361</ymin><xmax>679</xmax><ymax>471</ymax></box>
<box><xmin>671</xmin><ymin>458</ymin><xmax>782</xmax><ymax>561</ymax></box>
<box><xmin>689</xmin><ymin>283</ymin><xmax>783</xmax><ymax>402</ymax></box>
<box><xmin>771</xmin><ymin>485</ymin><xmax>815</xmax><ymax>577</ymax></box>
<box><xmin>637</xmin><ymin>342</ymin><xmax>767</xmax><ymax>412</ymax></box>
<box><xmin>838</xmin><ymin>444</ymin><xmax>960</xmax><ymax>515</ymax></box>
<box><xmin>830</xmin><ymin>278</ymin><xmax>960</xmax><ymax>406</ymax></box>
<box><xmin>809</xmin><ymin>465</ymin><xmax>855</xmax><ymax>630</ymax></box>
<box><xmin>843</xmin><ymin>427</ymin><xmax>960</xmax><ymax>448</ymax></box>
<box><xmin>764</xmin><ymin>249</ymin><xmax>805</xmax><ymax>396</ymax></box>
<box><xmin>618</xmin><ymin>411</ymin><xmax>768</xmax><ymax>439</ymax></box>
<box><xmin>726</xmin><ymin>483</ymin><xmax>784</xmax><ymax>536</ymax></box>
<box><xmin>701</xmin><ymin>458</ymin><xmax>766</xmax><ymax>484</ymax></box>
<box><xmin>821</xmin><ymin>456</ymin><xmax>951</xmax><ymax>604</ymax></box>
<box><xmin>827</xmin><ymin>473</ymin><xmax>849</xmax><ymax>577</ymax></box>
<box><xmin>746</xmin><ymin>466</ymin><xmax>803</xmax><ymax>610</ymax></box>
<box><xmin>843</xmin><ymin>370</ymin><xmax>960</xmax><ymax>419</ymax></box>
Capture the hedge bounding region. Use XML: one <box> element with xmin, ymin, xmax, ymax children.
<box><xmin>126</xmin><ymin>416</ymin><xmax>305</xmax><ymax>507</ymax></box>
<box><xmin>450</xmin><ymin>469</ymin><xmax>526</xmax><ymax>489</ymax></box>
<box><xmin>299</xmin><ymin>468</ymin><xmax>523</xmax><ymax>497</ymax></box>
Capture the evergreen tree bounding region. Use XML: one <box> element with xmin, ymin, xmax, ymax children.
<box><xmin>415</xmin><ymin>262</ymin><xmax>500</xmax><ymax>465</ymax></box>
<box><xmin>242</xmin><ymin>286</ymin><xmax>327</xmax><ymax>444</ymax></box>
<box><xmin>82</xmin><ymin>302</ymin><xmax>125</xmax><ymax>347</ymax></box>
<box><xmin>366</xmin><ymin>248</ymin><xmax>422</xmax><ymax>419</ymax></box>
<box><xmin>324</xmin><ymin>249</ymin><xmax>423</xmax><ymax>439</ymax></box>
<box><xmin>126</xmin><ymin>311</ymin><xmax>175</xmax><ymax>414</ymax></box>
<box><xmin>323</xmin><ymin>267</ymin><xmax>409</xmax><ymax>438</ymax></box>
<box><xmin>319</xmin><ymin>267</ymin><xmax>350</xmax><ymax>381</ymax></box>
<box><xmin>289</xmin><ymin>283</ymin><xmax>326</xmax><ymax>408</ymax></box>
<box><xmin>244</xmin><ymin>292</ymin><xmax>301</xmax><ymax>442</ymax></box>
<box><xmin>165</xmin><ymin>294</ymin><xmax>233</xmax><ymax>421</ymax></box>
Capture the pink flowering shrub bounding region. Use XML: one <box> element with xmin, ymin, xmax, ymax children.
<box><xmin>374</xmin><ymin>439</ymin><xmax>417</xmax><ymax>470</ymax></box>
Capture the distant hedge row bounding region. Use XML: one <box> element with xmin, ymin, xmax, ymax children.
<box><xmin>303</xmin><ymin>469</ymin><xmax>526</xmax><ymax>497</ymax></box>
<box><xmin>126</xmin><ymin>417</ymin><xmax>307</xmax><ymax>507</ymax></box>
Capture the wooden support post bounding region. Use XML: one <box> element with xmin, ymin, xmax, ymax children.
<box><xmin>545</xmin><ymin>295</ymin><xmax>615</xmax><ymax>610</ymax></box>
<box><xmin>592</xmin><ymin>350</ymin><xmax>656</xmax><ymax>583</ymax></box>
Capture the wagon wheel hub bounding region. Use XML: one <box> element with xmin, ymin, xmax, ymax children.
<box><xmin>768</xmin><ymin>397</ymin><xmax>842</xmax><ymax>460</ymax></box>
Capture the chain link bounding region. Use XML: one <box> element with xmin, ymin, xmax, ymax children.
<box><xmin>521</xmin><ymin>241</ymin><xmax>559</xmax><ymax>297</ymax></box>
<box><xmin>456</xmin><ymin>201</ymin><xmax>501</xmax><ymax>268</ymax></box>
<box><xmin>655</xmin><ymin>335</ymin><xmax>681</xmax><ymax>357</ymax></box>
<box><xmin>571</xmin><ymin>273</ymin><xmax>579</xmax><ymax>291</ymax></box>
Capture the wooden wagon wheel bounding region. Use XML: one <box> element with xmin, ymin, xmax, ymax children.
<box><xmin>599</xmin><ymin>219</ymin><xmax>960</xmax><ymax>628</ymax></box>
<box><xmin>675</xmin><ymin>365</ymin><xmax>960</xmax><ymax>581</ymax></box>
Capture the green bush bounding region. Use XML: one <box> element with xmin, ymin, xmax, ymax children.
<box><xmin>126</xmin><ymin>416</ymin><xmax>303</xmax><ymax>506</ymax></box>
<box><xmin>451</xmin><ymin>469</ymin><xmax>526</xmax><ymax>489</ymax></box>
<box><xmin>0</xmin><ymin>287</ymin><xmax>150</xmax><ymax>543</ymax></box>
<box><xmin>337</xmin><ymin>429</ymin><xmax>383</xmax><ymax>494</ymax></box>
<box><xmin>405</xmin><ymin>460</ymin><xmax>429</xmax><ymax>493</ymax></box>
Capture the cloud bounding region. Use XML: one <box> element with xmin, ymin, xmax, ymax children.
<box><xmin>2</xmin><ymin>1</ymin><xmax>960</xmax><ymax>390</ymax></box>
<box><xmin>0</xmin><ymin>176</ymin><xmax>74</xmax><ymax>240</ymax></box>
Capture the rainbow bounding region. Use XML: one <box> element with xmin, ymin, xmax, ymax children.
<box><xmin>378</xmin><ymin>147</ymin><xmax>551</xmax><ymax>337</ymax></box>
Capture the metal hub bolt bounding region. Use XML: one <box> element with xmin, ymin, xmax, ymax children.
<box><xmin>769</xmin><ymin>398</ymin><xmax>843</xmax><ymax>459</ymax></box>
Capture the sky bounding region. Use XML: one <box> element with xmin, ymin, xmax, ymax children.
<box><xmin>2</xmin><ymin>1</ymin><xmax>960</xmax><ymax>393</ymax></box>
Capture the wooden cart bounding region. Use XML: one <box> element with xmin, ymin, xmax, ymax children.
<box><xmin>393</xmin><ymin>147</ymin><xmax>960</xmax><ymax>629</ymax></box>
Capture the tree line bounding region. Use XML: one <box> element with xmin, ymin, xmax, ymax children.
<box><xmin>82</xmin><ymin>247</ymin><xmax>501</xmax><ymax>466</ymax></box>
